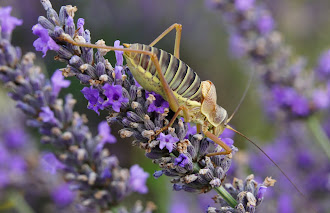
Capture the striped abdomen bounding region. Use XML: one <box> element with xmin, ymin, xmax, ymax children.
<box><xmin>127</xmin><ymin>43</ymin><xmax>202</xmax><ymax>102</ymax></box>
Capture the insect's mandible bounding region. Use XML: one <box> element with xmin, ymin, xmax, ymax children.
<box><xmin>61</xmin><ymin>23</ymin><xmax>305</xmax><ymax>197</ymax></box>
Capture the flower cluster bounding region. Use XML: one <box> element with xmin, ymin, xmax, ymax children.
<box><xmin>31</xmin><ymin>0</ymin><xmax>275</xmax><ymax>211</ymax></box>
<box><xmin>0</xmin><ymin>106</ymin><xmax>77</xmax><ymax>212</ymax></box>
<box><xmin>208</xmin><ymin>175</ymin><xmax>276</xmax><ymax>213</ymax></box>
<box><xmin>34</xmin><ymin>0</ymin><xmax>239</xmax><ymax>192</ymax></box>
<box><xmin>207</xmin><ymin>0</ymin><xmax>329</xmax><ymax>119</ymax></box>
<box><xmin>207</xmin><ymin>0</ymin><xmax>330</xmax><ymax>212</ymax></box>
<box><xmin>0</xmin><ymin>5</ymin><xmax>150</xmax><ymax>212</ymax></box>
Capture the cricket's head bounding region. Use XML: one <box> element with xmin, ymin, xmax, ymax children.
<box><xmin>200</xmin><ymin>80</ymin><xmax>228</xmax><ymax>136</ymax></box>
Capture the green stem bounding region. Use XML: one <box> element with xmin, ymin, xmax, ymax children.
<box><xmin>8</xmin><ymin>192</ymin><xmax>35</xmax><ymax>213</ymax></box>
<box><xmin>214</xmin><ymin>186</ymin><xmax>238</xmax><ymax>208</ymax></box>
<box><xmin>307</xmin><ymin>116</ymin><xmax>330</xmax><ymax>159</ymax></box>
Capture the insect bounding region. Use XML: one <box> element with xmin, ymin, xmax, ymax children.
<box><xmin>61</xmin><ymin>23</ymin><xmax>304</xmax><ymax>197</ymax></box>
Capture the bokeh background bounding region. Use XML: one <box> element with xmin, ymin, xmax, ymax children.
<box><xmin>1</xmin><ymin>0</ymin><xmax>330</xmax><ymax>212</ymax></box>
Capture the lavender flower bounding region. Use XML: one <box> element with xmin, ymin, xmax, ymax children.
<box><xmin>32</xmin><ymin>23</ymin><xmax>59</xmax><ymax>57</ymax></box>
<box><xmin>207</xmin><ymin>0</ymin><xmax>330</xmax><ymax>212</ymax></box>
<box><xmin>174</xmin><ymin>153</ymin><xmax>189</xmax><ymax>167</ymax></box>
<box><xmin>81</xmin><ymin>86</ymin><xmax>105</xmax><ymax>115</ymax></box>
<box><xmin>0</xmin><ymin>7</ymin><xmax>151</xmax><ymax>211</ymax></box>
<box><xmin>316</xmin><ymin>49</ymin><xmax>330</xmax><ymax>80</ymax></box>
<box><xmin>36</xmin><ymin>0</ymin><xmax>238</xmax><ymax>196</ymax></box>
<box><xmin>39</xmin><ymin>106</ymin><xmax>57</xmax><ymax>123</ymax></box>
<box><xmin>158</xmin><ymin>133</ymin><xmax>179</xmax><ymax>153</ymax></box>
<box><xmin>77</xmin><ymin>18</ymin><xmax>85</xmax><ymax>36</ymax></box>
<box><xmin>114</xmin><ymin>40</ymin><xmax>124</xmax><ymax>66</ymax></box>
<box><xmin>98</xmin><ymin>121</ymin><xmax>116</xmax><ymax>144</ymax></box>
<box><xmin>103</xmin><ymin>83</ymin><xmax>129</xmax><ymax>112</ymax></box>
<box><xmin>208</xmin><ymin>175</ymin><xmax>276</xmax><ymax>213</ymax></box>
<box><xmin>41</xmin><ymin>152</ymin><xmax>66</xmax><ymax>174</ymax></box>
<box><xmin>52</xmin><ymin>184</ymin><xmax>76</xmax><ymax>207</ymax></box>
<box><xmin>51</xmin><ymin>69</ymin><xmax>71</xmax><ymax>96</ymax></box>
<box><xmin>146</xmin><ymin>92</ymin><xmax>170</xmax><ymax>114</ymax></box>
<box><xmin>234</xmin><ymin>0</ymin><xmax>255</xmax><ymax>12</ymax></box>
<box><xmin>8</xmin><ymin>1</ymin><xmax>278</xmax><ymax>211</ymax></box>
<box><xmin>129</xmin><ymin>164</ymin><xmax>149</xmax><ymax>194</ymax></box>
<box><xmin>0</xmin><ymin>106</ymin><xmax>77</xmax><ymax>212</ymax></box>
<box><xmin>0</xmin><ymin>6</ymin><xmax>22</xmax><ymax>35</ymax></box>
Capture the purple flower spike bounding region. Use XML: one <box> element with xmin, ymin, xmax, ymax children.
<box><xmin>219</xmin><ymin>127</ymin><xmax>235</xmax><ymax>139</ymax></box>
<box><xmin>147</xmin><ymin>92</ymin><xmax>169</xmax><ymax>114</ymax></box>
<box><xmin>256</xmin><ymin>185</ymin><xmax>267</xmax><ymax>200</ymax></box>
<box><xmin>114</xmin><ymin>65</ymin><xmax>123</xmax><ymax>79</ymax></box>
<box><xmin>229</xmin><ymin>34</ymin><xmax>246</xmax><ymax>58</ymax></box>
<box><xmin>0</xmin><ymin>6</ymin><xmax>23</xmax><ymax>33</ymax></box>
<box><xmin>129</xmin><ymin>164</ymin><xmax>149</xmax><ymax>194</ymax></box>
<box><xmin>41</xmin><ymin>153</ymin><xmax>66</xmax><ymax>174</ymax></box>
<box><xmin>32</xmin><ymin>24</ymin><xmax>59</xmax><ymax>57</ymax></box>
<box><xmin>4</xmin><ymin>129</ymin><xmax>27</xmax><ymax>148</ymax></box>
<box><xmin>77</xmin><ymin>18</ymin><xmax>85</xmax><ymax>35</ymax></box>
<box><xmin>153</xmin><ymin>170</ymin><xmax>163</xmax><ymax>179</ymax></box>
<box><xmin>96</xmin><ymin>121</ymin><xmax>116</xmax><ymax>151</ymax></box>
<box><xmin>158</xmin><ymin>133</ymin><xmax>179</xmax><ymax>153</ymax></box>
<box><xmin>235</xmin><ymin>0</ymin><xmax>255</xmax><ymax>11</ymax></box>
<box><xmin>81</xmin><ymin>86</ymin><xmax>105</xmax><ymax>115</ymax></box>
<box><xmin>52</xmin><ymin>184</ymin><xmax>75</xmax><ymax>207</ymax></box>
<box><xmin>39</xmin><ymin>106</ymin><xmax>56</xmax><ymax>123</ymax></box>
<box><xmin>316</xmin><ymin>49</ymin><xmax>330</xmax><ymax>79</ymax></box>
<box><xmin>272</xmin><ymin>86</ymin><xmax>297</xmax><ymax>107</ymax></box>
<box><xmin>313</xmin><ymin>89</ymin><xmax>329</xmax><ymax>109</ymax></box>
<box><xmin>278</xmin><ymin>194</ymin><xmax>294</xmax><ymax>213</ymax></box>
<box><xmin>66</xmin><ymin>16</ymin><xmax>74</xmax><ymax>27</ymax></box>
<box><xmin>51</xmin><ymin>70</ymin><xmax>70</xmax><ymax>96</ymax></box>
<box><xmin>257</xmin><ymin>13</ymin><xmax>275</xmax><ymax>35</ymax></box>
<box><xmin>222</xmin><ymin>138</ymin><xmax>234</xmax><ymax>147</ymax></box>
<box><xmin>103</xmin><ymin>83</ymin><xmax>129</xmax><ymax>112</ymax></box>
<box><xmin>173</xmin><ymin>184</ymin><xmax>183</xmax><ymax>191</ymax></box>
<box><xmin>114</xmin><ymin>40</ymin><xmax>124</xmax><ymax>66</ymax></box>
<box><xmin>98</xmin><ymin>121</ymin><xmax>116</xmax><ymax>144</ymax></box>
<box><xmin>10</xmin><ymin>156</ymin><xmax>26</xmax><ymax>174</ymax></box>
<box><xmin>174</xmin><ymin>154</ymin><xmax>189</xmax><ymax>167</ymax></box>
<box><xmin>184</xmin><ymin>121</ymin><xmax>197</xmax><ymax>139</ymax></box>
<box><xmin>291</xmin><ymin>95</ymin><xmax>310</xmax><ymax>116</ymax></box>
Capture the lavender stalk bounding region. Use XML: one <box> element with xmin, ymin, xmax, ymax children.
<box><xmin>207</xmin><ymin>0</ymin><xmax>330</xmax><ymax>212</ymax></box>
<box><xmin>0</xmin><ymin>6</ymin><xmax>152</xmax><ymax>212</ymax></box>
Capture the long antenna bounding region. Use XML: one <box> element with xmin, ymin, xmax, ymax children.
<box><xmin>227</xmin><ymin>69</ymin><xmax>256</xmax><ymax>123</ymax></box>
<box><xmin>226</xmin><ymin>125</ymin><xmax>306</xmax><ymax>199</ymax></box>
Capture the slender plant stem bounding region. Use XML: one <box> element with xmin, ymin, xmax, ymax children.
<box><xmin>214</xmin><ymin>186</ymin><xmax>238</xmax><ymax>208</ymax></box>
<box><xmin>307</xmin><ymin>116</ymin><xmax>330</xmax><ymax>159</ymax></box>
<box><xmin>0</xmin><ymin>200</ymin><xmax>14</xmax><ymax>211</ymax></box>
<box><xmin>9</xmin><ymin>191</ymin><xmax>35</xmax><ymax>213</ymax></box>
